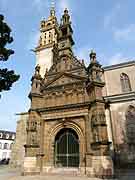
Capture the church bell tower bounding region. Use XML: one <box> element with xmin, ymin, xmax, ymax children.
<box><xmin>35</xmin><ymin>4</ymin><xmax>59</xmax><ymax>77</ymax></box>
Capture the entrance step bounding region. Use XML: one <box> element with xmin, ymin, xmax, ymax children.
<box><xmin>42</xmin><ymin>168</ymin><xmax>84</xmax><ymax>177</ymax></box>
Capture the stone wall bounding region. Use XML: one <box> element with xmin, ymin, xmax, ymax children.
<box><xmin>103</xmin><ymin>62</ymin><xmax>135</xmax><ymax>96</ymax></box>
<box><xmin>10</xmin><ymin>113</ymin><xmax>28</xmax><ymax>168</ymax></box>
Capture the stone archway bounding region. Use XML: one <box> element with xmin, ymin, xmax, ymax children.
<box><xmin>47</xmin><ymin>121</ymin><xmax>85</xmax><ymax>170</ymax></box>
<box><xmin>54</xmin><ymin>128</ymin><xmax>79</xmax><ymax>167</ymax></box>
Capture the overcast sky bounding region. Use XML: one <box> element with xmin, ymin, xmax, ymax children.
<box><xmin>0</xmin><ymin>0</ymin><xmax>135</xmax><ymax>131</ymax></box>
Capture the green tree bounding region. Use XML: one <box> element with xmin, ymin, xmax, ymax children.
<box><xmin>0</xmin><ymin>14</ymin><xmax>20</xmax><ymax>94</ymax></box>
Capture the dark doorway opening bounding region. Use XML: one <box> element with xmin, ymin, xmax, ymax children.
<box><xmin>54</xmin><ymin>128</ymin><xmax>79</xmax><ymax>167</ymax></box>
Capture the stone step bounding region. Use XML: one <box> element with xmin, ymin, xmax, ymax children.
<box><xmin>42</xmin><ymin>168</ymin><xmax>84</xmax><ymax>177</ymax></box>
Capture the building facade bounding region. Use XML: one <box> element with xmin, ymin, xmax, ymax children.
<box><xmin>103</xmin><ymin>62</ymin><xmax>135</xmax><ymax>167</ymax></box>
<box><xmin>23</xmin><ymin>8</ymin><xmax>114</xmax><ymax>178</ymax></box>
<box><xmin>10</xmin><ymin>6</ymin><xmax>135</xmax><ymax>178</ymax></box>
<box><xmin>0</xmin><ymin>130</ymin><xmax>15</xmax><ymax>161</ymax></box>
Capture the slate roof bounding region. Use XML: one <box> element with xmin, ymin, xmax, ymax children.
<box><xmin>0</xmin><ymin>130</ymin><xmax>16</xmax><ymax>140</ymax></box>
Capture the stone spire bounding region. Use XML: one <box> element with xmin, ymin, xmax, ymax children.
<box><xmin>61</xmin><ymin>8</ymin><xmax>70</xmax><ymax>25</ymax></box>
<box><xmin>58</xmin><ymin>8</ymin><xmax>74</xmax><ymax>57</ymax></box>
<box><xmin>50</xmin><ymin>0</ymin><xmax>55</xmax><ymax>17</ymax></box>
<box><xmin>34</xmin><ymin>0</ymin><xmax>59</xmax><ymax>78</ymax></box>
<box><xmin>35</xmin><ymin>0</ymin><xmax>58</xmax><ymax>51</ymax></box>
<box><xmin>90</xmin><ymin>50</ymin><xmax>97</xmax><ymax>63</ymax></box>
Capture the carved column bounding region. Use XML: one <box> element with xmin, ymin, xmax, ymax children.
<box><xmin>85</xmin><ymin>50</ymin><xmax>114</xmax><ymax>178</ymax></box>
<box><xmin>23</xmin><ymin>110</ymin><xmax>41</xmax><ymax>175</ymax></box>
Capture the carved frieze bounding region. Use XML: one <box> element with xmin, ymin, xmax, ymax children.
<box><xmin>41</xmin><ymin>107</ymin><xmax>88</xmax><ymax>120</ymax></box>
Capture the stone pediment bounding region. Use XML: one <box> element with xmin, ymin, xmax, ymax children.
<box><xmin>48</xmin><ymin>56</ymin><xmax>85</xmax><ymax>75</ymax></box>
<box><xmin>45</xmin><ymin>72</ymin><xmax>86</xmax><ymax>88</ymax></box>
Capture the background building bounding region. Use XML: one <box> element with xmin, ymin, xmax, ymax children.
<box><xmin>103</xmin><ymin>61</ymin><xmax>135</xmax><ymax>167</ymax></box>
<box><xmin>0</xmin><ymin>130</ymin><xmax>15</xmax><ymax>161</ymax></box>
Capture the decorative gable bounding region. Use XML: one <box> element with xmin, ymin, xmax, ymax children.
<box><xmin>45</xmin><ymin>72</ymin><xmax>86</xmax><ymax>88</ymax></box>
<box><xmin>48</xmin><ymin>56</ymin><xmax>85</xmax><ymax>75</ymax></box>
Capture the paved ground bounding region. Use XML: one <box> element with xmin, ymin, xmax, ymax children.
<box><xmin>0</xmin><ymin>166</ymin><xmax>115</xmax><ymax>180</ymax></box>
<box><xmin>0</xmin><ymin>165</ymin><xmax>135</xmax><ymax>180</ymax></box>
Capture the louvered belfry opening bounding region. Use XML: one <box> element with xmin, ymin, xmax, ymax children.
<box><xmin>54</xmin><ymin>128</ymin><xmax>79</xmax><ymax>168</ymax></box>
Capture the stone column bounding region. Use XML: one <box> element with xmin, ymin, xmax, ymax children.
<box><xmin>90</xmin><ymin>105</ymin><xmax>114</xmax><ymax>178</ymax></box>
<box><xmin>23</xmin><ymin>111</ymin><xmax>40</xmax><ymax>175</ymax></box>
<box><xmin>84</xmin><ymin>115</ymin><xmax>93</xmax><ymax>176</ymax></box>
<box><xmin>85</xmin><ymin>50</ymin><xmax>114</xmax><ymax>178</ymax></box>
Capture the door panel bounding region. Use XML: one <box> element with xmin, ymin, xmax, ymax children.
<box><xmin>55</xmin><ymin>128</ymin><xmax>79</xmax><ymax>167</ymax></box>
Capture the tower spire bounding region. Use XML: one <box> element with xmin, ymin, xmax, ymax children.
<box><xmin>50</xmin><ymin>0</ymin><xmax>55</xmax><ymax>16</ymax></box>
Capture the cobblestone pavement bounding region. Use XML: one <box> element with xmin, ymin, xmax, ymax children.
<box><xmin>0</xmin><ymin>165</ymin><xmax>134</xmax><ymax>180</ymax></box>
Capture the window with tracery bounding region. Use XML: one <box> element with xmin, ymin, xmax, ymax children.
<box><xmin>120</xmin><ymin>73</ymin><xmax>131</xmax><ymax>93</ymax></box>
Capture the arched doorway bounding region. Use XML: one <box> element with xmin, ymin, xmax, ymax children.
<box><xmin>54</xmin><ymin>128</ymin><xmax>79</xmax><ymax>167</ymax></box>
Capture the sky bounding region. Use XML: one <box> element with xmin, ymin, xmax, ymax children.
<box><xmin>0</xmin><ymin>0</ymin><xmax>135</xmax><ymax>131</ymax></box>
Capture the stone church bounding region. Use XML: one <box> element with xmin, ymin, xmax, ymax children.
<box><xmin>10</xmin><ymin>6</ymin><xmax>135</xmax><ymax>178</ymax></box>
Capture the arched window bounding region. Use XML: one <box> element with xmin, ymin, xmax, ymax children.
<box><xmin>6</xmin><ymin>134</ymin><xmax>9</xmax><ymax>139</ymax></box>
<box><xmin>4</xmin><ymin>143</ymin><xmax>9</xmax><ymax>150</ymax></box>
<box><xmin>120</xmin><ymin>73</ymin><xmax>131</xmax><ymax>93</ymax></box>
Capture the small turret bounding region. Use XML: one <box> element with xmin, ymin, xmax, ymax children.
<box><xmin>87</xmin><ymin>50</ymin><xmax>103</xmax><ymax>82</ymax></box>
<box><xmin>86</xmin><ymin>50</ymin><xmax>105</xmax><ymax>100</ymax></box>
<box><xmin>90</xmin><ymin>50</ymin><xmax>96</xmax><ymax>63</ymax></box>
<box><xmin>58</xmin><ymin>8</ymin><xmax>74</xmax><ymax>57</ymax></box>
<box><xmin>61</xmin><ymin>8</ymin><xmax>70</xmax><ymax>25</ymax></box>
<box><xmin>31</xmin><ymin>65</ymin><xmax>42</xmax><ymax>95</ymax></box>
